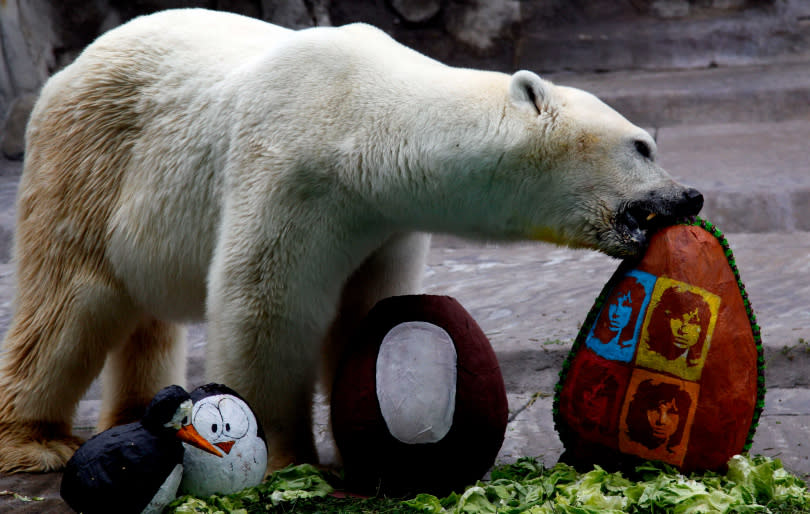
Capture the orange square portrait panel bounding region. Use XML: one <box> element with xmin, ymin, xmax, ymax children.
<box><xmin>618</xmin><ymin>369</ymin><xmax>700</xmax><ymax>467</ymax></box>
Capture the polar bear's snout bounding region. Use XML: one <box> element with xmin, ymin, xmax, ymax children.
<box><xmin>628</xmin><ymin>187</ymin><xmax>703</xmax><ymax>223</ymax></box>
<box><xmin>616</xmin><ymin>186</ymin><xmax>704</xmax><ymax>253</ymax></box>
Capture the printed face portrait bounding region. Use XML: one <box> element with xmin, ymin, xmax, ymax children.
<box><xmin>619</xmin><ymin>370</ymin><xmax>699</xmax><ymax>467</ymax></box>
<box><xmin>586</xmin><ymin>270</ymin><xmax>656</xmax><ymax>363</ymax></box>
<box><xmin>636</xmin><ymin>278</ymin><xmax>720</xmax><ymax>381</ymax></box>
<box><xmin>558</xmin><ymin>349</ymin><xmax>631</xmax><ymax>447</ymax></box>
<box><xmin>581</xmin><ymin>375</ymin><xmax>619</xmax><ymax>426</ymax></box>
<box><xmin>643</xmin><ymin>396</ymin><xmax>682</xmax><ymax>444</ymax></box>
<box><xmin>606</xmin><ymin>291</ymin><xmax>634</xmax><ymax>339</ymax></box>
<box><xmin>669</xmin><ymin>308</ymin><xmax>702</xmax><ymax>351</ymax></box>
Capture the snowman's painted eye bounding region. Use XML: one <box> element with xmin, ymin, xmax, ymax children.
<box><xmin>218</xmin><ymin>398</ymin><xmax>250</xmax><ymax>439</ymax></box>
<box><xmin>192</xmin><ymin>403</ymin><xmax>223</xmax><ymax>441</ymax></box>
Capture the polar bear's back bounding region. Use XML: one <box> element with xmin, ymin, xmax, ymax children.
<box><xmin>30</xmin><ymin>10</ymin><xmax>291</xmax><ymax>124</ymax></box>
<box><xmin>17</xmin><ymin>9</ymin><xmax>488</xmax><ymax>321</ymax></box>
<box><xmin>66</xmin><ymin>9</ymin><xmax>435</xmax><ymax>90</ymax></box>
<box><xmin>28</xmin><ymin>9</ymin><xmax>296</xmax><ymax>149</ymax></box>
<box><xmin>91</xmin><ymin>9</ymin><xmax>292</xmax><ymax>71</ymax></box>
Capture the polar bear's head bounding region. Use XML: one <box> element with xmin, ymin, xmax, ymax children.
<box><xmin>490</xmin><ymin>71</ymin><xmax>703</xmax><ymax>258</ymax></box>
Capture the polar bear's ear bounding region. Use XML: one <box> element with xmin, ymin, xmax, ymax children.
<box><xmin>509</xmin><ymin>70</ymin><xmax>552</xmax><ymax>114</ymax></box>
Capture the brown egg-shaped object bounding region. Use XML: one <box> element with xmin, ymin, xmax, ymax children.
<box><xmin>554</xmin><ymin>219</ymin><xmax>764</xmax><ymax>473</ymax></box>
<box><xmin>331</xmin><ymin>295</ymin><xmax>508</xmax><ymax>496</ymax></box>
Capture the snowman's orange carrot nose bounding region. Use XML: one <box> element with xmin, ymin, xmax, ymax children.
<box><xmin>176</xmin><ymin>424</ymin><xmax>223</xmax><ymax>457</ymax></box>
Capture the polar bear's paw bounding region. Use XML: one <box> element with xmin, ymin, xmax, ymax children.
<box><xmin>0</xmin><ymin>421</ymin><xmax>83</xmax><ymax>473</ymax></box>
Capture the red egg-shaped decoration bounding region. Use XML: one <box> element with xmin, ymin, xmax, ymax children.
<box><xmin>331</xmin><ymin>295</ymin><xmax>508</xmax><ymax>496</ymax></box>
<box><xmin>554</xmin><ymin>219</ymin><xmax>764</xmax><ymax>473</ymax></box>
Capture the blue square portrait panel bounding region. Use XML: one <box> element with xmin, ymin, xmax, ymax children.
<box><xmin>585</xmin><ymin>270</ymin><xmax>656</xmax><ymax>362</ymax></box>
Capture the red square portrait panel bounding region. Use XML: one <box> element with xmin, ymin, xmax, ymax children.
<box><xmin>557</xmin><ymin>348</ymin><xmax>632</xmax><ymax>447</ymax></box>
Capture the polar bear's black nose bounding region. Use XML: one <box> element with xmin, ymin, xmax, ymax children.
<box><xmin>677</xmin><ymin>187</ymin><xmax>704</xmax><ymax>217</ymax></box>
<box><xmin>656</xmin><ymin>186</ymin><xmax>704</xmax><ymax>220</ymax></box>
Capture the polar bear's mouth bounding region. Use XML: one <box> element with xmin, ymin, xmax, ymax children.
<box><xmin>613</xmin><ymin>205</ymin><xmax>674</xmax><ymax>255</ymax></box>
<box><xmin>612</xmin><ymin>188</ymin><xmax>704</xmax><ymax>257</ymax></box>
<box><xmin>621</xmin><ymin>203</ymin><xmax>675</xmax><ymax>235</ymax></box>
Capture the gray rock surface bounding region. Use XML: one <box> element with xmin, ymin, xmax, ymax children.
<box><xmin>390</xmin><ymin>0</ymin><xmax>442</xmax><ymax>23</ymax></box>
<box><xmin>0</xmin><ymin>0</ymin><xmax>58</xmax><ymax>123</ymax></box>
<box><xmin>656</xmin><ymin>120</ymin><xmax>810</xmax><ymax>233</ymax></box>
<box><xmin>0</xmin><ymin>93</ymin><xmax>35</xmax><ymax>160</ymax></box>
<box><xmin>518</xmin><ymin>3</ymin><xmax>810</xmax><ymax>73</ymax></box>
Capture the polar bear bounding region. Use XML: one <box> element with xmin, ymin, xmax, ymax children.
<box><xmin>0</xmin><ymin>8</ymin><xmax>702</xmax><ymax>473</ymax></box>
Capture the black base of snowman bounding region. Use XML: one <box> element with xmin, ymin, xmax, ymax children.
<box><xmin>331</xmin><ymin>295</ymin><xmax>508</xmax><ymax>496</ymax></box>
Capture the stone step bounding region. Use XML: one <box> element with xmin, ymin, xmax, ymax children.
<box><xmin>549</xmin><ymin>61</ymin><xmax>810</xmax><ymax>127</ymax></box>
<box><xmin>524</xmin><ymin>10</ymin><xmax>810</xmax><ymax>73</ymax></box>
<box><xmin>656</xmin><ymin>120</ymin><xmax>810</xmax><ymax>232</ymax></box>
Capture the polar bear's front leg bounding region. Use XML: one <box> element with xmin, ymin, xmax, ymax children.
<box><xmin>207</xmin><ymin>315</ymin><xmax>320</xmax><ymax>470</ymax></box>
<box><xmin>206</xmin><ymin>285</ymin><xmax>322</xmax><ymax>469</ymax></box>
<box><xmin>205</xmin><ymin>230</ymin><xmax>329</xmax><ymax>470</ymax></box>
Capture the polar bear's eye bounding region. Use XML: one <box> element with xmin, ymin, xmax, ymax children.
<box><xmin>634</xmin><ymin>140</ymin><xmax>652</xmax><ymax>160</ymax></box>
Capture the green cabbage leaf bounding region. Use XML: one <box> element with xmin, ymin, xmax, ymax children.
<box><xmin>166</xmin><ymin>455</ymin><xmax>810</xmax><ymax>513</ymax></box>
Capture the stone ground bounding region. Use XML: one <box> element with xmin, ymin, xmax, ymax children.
<box><xmin>0</xmin><ymin>61</ymin><xmax>809</xmax><ymax>512</ymax></box>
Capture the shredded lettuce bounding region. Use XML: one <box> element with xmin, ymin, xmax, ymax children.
<box><xmin>166</xmin><ymin>455</ymin><xmax>810</xmax><ymax>513</ymax></box>
<box><xmin>168</xmin><ymin>463</ymin><xmax>334</xmax><ymax>513</ymax></box>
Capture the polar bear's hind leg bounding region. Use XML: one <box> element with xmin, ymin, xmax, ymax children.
<box><xmin>98</xmin><ymin>318</ymin><xmax>187</xmax><ymax>430</ymax></box>
<box><xmin>0</xmin><ymin>276</ymin><xmax>142</xmax><ymax>473</ymax></box>
<box><xmin>0</xmin><ymin>53</ymin><xmax>145</xmax><ymax>472</ymax></box>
